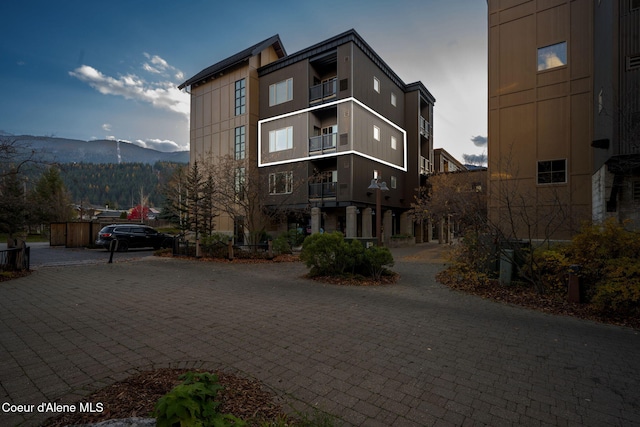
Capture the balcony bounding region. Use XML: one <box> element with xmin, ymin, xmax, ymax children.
<box><xmin>420</xmin><ymin>116</ymin><xmax>431</xmax><ymax>137</ymax></box>
<box><xmin>310</xmin><ymin>78</ymin><xmax>337</xmax><ymax>104</ymax></box>
<box><xmin>309</xmin><ymin>182</ymin><xmax>337</xmax><ymax>199</ymax></box>
<box><xmin>420</xmin><ymin>156</ymin><xmax>433</xmax><ymax>175</ymax></box>
<box><xmin>309</xmin><ymin>133</ymin><xmax>337</xmax><ymax>155</ymax></box>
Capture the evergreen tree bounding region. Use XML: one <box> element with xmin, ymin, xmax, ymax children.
<box><xmin>29</xmin><ymin>166</ymin><xmax>74</xmax><ymax>225</ymax></box>
<box><xmin>0</xmin><ymin>169</ymin><xmax>27</xmax><ymax>237</ymax></box>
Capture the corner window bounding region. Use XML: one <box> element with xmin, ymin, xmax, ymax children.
<box><xmin>269</xmin><ymin>78</ymin><xmax>293</xmax><ymax>106</ymax></box>
<box><xmin>269</xmin><ymin>127</ymin><xmax>293</xmax><ymax>152</ymax></box>
<box><xmin>373</xmin><ymin>125</ymin><xmax>380</xmax><ymax>141</ymax></box>
<box><xmin>234</xmin><ymin>126</ymin><xmax>245</xmax><ymax>160</ymax></box>
<box><xmin>537</xmin><ymin>159</ymin><xmax>567</xmax><ymax>184</ymax></box>
<box><xmin>234</xmin><ymin>79</ymin><xmax>246</xmax><ymax>115</ymax></box>
<box><xmin>537</xmin><ymin>42</ymin><xmax>567</xmax><ymax>71</ymax></box>
<box><xmin>373</xmin><ymin>77</ymin><xmax>380</xmax><ymax>93</ymax></box>
<box><xmin>269</xmin><ymin>171</ymin><xmax>293</xmax><ymax>194</ymax></box>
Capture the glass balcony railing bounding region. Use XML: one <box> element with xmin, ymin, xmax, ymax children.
<box><xmin>309</xmin><ymin>78</ymin><xmax>337</xmax><ymax>103</ymax></box>
<box><xmin>309</xmin><ymin>133</ymin><xmax>337</xmax><ymax>154</ymax></box>
<box><xmin>420</xmin><ymin>116</ymin><xmax>431</xmax><ymax>137</ymax></box>
<box><xmin>309</xmin><ymin>182</ymin><xmax>337</xmax><ymax>199</ymax></box>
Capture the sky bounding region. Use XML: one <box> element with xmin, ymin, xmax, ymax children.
<box><xmin>0</xmin><ymin>0</ymin><xmax>488</xmax><ymax>164</ymax></box>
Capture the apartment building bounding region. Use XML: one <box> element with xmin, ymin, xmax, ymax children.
<box><xmin>179</xmin><ymin>29</ymin><xmax>435</xmax><ymax>243</ymax></box>
<box><xmin>488</xmin><ymin>0</ymin><xmax>640</xmax><ymax>240</ymax></box>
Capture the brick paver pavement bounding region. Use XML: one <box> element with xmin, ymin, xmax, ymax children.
<box><xmin>1</xmin><ymin>244</ymin><xmax>639</xmax><ymax>426</ymax></box>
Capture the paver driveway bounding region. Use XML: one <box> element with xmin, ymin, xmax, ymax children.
<box><xmin>1</xmin><ymin>245</ymin><xmax>639</xmax><ymax>426</ymax></box>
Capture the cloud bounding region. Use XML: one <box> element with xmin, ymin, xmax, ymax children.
<box><xmin>462</xmin><ymin>153</ymin><xmax>487</xmax><ymax>166</ymax></box>
<box><xmin>69</xmin><ymin>57</ymin><xmax>189</xmax><ymax>117</ymax></box>
<box><xmin>102</xmin><ymin>123</ymin><xmax>112</xmax><ymax>131</ymax></box>
<box><xmin>132</xmin><ymin>138</ymin><xmax>183</xmax><ymax>152</ymax></box>
<box><xmin>471</xmin><ymin>135</ymin><xmax>487</xmax><ymax>147</ymax></box>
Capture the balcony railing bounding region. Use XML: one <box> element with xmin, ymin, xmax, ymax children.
<box><xmin>309</xmin><ymin>182</ymin><xmax>337</xmax><ymax>199</ymax></box>
<box><xmin>309</xmin><ymin>78</ymin><xmax>337</xmax><ymax>103</ymax></box>
<box><xmin>420</xmin><ymin>116</ymin><xmax>431</xmax><ymax>137</ymax></box>
<box><xmin>420</xmin><ymin>156</ymin><xmax>433</xmax><ymax>175</ymax></box>
<box><xmin>309</xmin><ymin>133</ymin><xmax>337</xmax><ymax>154</ymax></box>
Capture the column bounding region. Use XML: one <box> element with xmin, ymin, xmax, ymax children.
<box><xmin>362</xmin><ymin>207</ymin><xmax>373</xmax><ymax>238</ymax></box>
<box><xmin>311</xmin><ymin>207</ymin><xmax>321</xmax><ymax>234</ymax></box>
<box><xmin>346</xmin><ymin>206</ymin><xmax>357</xmax><ymax>238</ymax></box>
<box><xmin>383</xmin><ymin>210</ymin><xmax>393</xmax><ymax>245</ymax></box>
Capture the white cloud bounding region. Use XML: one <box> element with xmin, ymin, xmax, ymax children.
<box><xmin>69</xmin><ymin>58</ymin><xmax>189</xmax><ymax>117</ymax></box>
<box><xmin>102</xmin><ymin>123</ymin><xmax>112</xmax><ymax>131</ymax></box>
<box><xmin>132</xmin><ymin>138</ymin><xmax>183</xmax><ymax>152</ymax></box>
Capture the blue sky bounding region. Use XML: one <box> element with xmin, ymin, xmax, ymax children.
<box><xmin>0</xmin><ymin>0</ymin><xmax>487</xmax><ymax>163</ymax></box>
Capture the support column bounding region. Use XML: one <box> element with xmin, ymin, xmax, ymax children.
<box><xmin>383</xmin><ymin>210</ymin><xmax>393</xmax><ymax>245</ymax></box>
<box><xmin>362</xmin><ymin>208</ymin><xmax>373</xmax><ymax>238</ymax></box>
<box><xmin>400</xmin><ymin>212</ymin><xmax>411</xmax><ymax>236</ymax></box>
<box><xmin>311</xmin><ymin>207</ymin><xmax>321</xmax><ymax>234</ymax></box>
<box><xmin>438</xmin><ymin>218</ymin><xmax>445</xmax><ymax>244</ymax></box>
<box><xmin>346</xmin><ymin>206</ymin><xmax>357</xmax><ymax>238</ymax></box>
<box><xmin>426</xmin><ymin>218</ymin><xmax>433</xmax><ymax>242</ymax></box>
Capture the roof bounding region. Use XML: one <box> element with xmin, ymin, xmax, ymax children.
<box><xmin>178</xmin><ymin>35</ymin><xmax>286</xmax><ymax>90</ymax></box>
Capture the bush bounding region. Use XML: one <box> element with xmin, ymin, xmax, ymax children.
<box><xmin>154</xmin><ymin>372</ymin><xmax>245</xmax><ymax>427</ymax></box>
<box><xmin>300</xmin><ymin>232</ymin><xmax>394</xmax><ymax>281</ymax></box>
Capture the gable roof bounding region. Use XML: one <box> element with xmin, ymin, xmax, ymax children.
<box><xmin>178</xmin><ymin>35</ymin><xmax>285</xmax><ymax>90</ymax></box>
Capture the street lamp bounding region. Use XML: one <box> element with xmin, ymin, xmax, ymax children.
<box><xmin>368</xmin><ymin>178</ymin><xmax>389</xmax><ymax>246</ymax></box>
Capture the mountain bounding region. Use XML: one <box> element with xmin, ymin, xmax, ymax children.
<box><xmin>3</xmin><ymin>134</ymin><xmax>189</xmax><ymax>164</ymax></box>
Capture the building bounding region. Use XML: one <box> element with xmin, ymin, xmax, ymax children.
<box><xmin>179</xmin><ymin>29</ymin><xmax>436</xmax><ymax>243</ymax></box>
<box><xmin>433</xmin><ymin>148</ymin><xmax>467</xmax><ymax>173</ymax></box>
<box><xmin>488</xmin><ymin>0</ymin><xmax>640</xmax><ymax>241</ymax></box>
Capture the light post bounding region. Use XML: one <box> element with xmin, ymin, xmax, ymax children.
<box><xmin>368</xmin><ymin>178</ymin><xmax>389</xmax><ymax>246</ymax></box>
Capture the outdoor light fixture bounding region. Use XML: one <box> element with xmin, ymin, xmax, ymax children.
<box><xmin>368</xmin><ymin>178</ymin><xmax>389</xmax><ymax>246</ymax></box>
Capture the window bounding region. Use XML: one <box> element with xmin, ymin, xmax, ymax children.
<box><xmin>373</xmin><ymin>170</ymin><xmax>380</xmax><ymax>179</ymax></box>
<box><xmin>269</xmin><ymin>127</ymin><xmax>293</xmax><ymax>152</ymax></box>
<box><xmin>269</xmin><ymin>78</ymin><xmax>293</xmax><ymax>106</ymax></box>
<box><xmin>391</xmin><ymin>135</ymin><xmax>397</xmax><ymax>150</ymax></box>
<box><xmin>390</xmin><ymin>175</ymin><xmax>397</xmax><ymax>189</ymax></box>
<box><xmin>234</xmin><ymin>79</ymin><xmax>246</xmax><ymax>115</ymax></box>
<box><xmin>373</xmin><ymin>125</ymin><xmax>380</xmax><ymax>141</ymax></box>
<box><xmin>391</xmin><ymin>92</ymin><xmax>397</xmax><ymax>107</ymax></box>
<box><xmin>235</xmin><ymin>167</ymin><xmax>245</xmax><ymax>198</ymax></box>
<box><xmin>626</xmin><ymin>55</ymin><xmax>640</xmax><ymax>71</ymax></box>
<box><xmin>538</xmin><ymin>42</ymin><xmax>567</xmax><ymax>71</ymax></box>
<box><xmin>234</xmin><ymin>126</ymin><xmax>245</xmax><ymax>160</ymax></box>
<box><xmin>269</xmin><ymin>171</ymin><xmax>293</xmax><ymax>194</ymax></box>
<box><xmin>633</xmin><ymin>181</ymin><xmax>640</xmax><ymax>201</ymax></box>
<box><xmin>373</xmin><ymin>77</ymin><xmax>380</xmax><ymax>93</ymax></box>
<box><xmin>537</xmin><ymin>159</ymin><xmax>567</xmax><ymax>184</ymax></box>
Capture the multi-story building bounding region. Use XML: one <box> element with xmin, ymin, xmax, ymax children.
<box><xmin>487</xmin><ymin>0</ymin><xmax>640</xmax><ymax>241</ymax></box>
<box><xmin>179</xmin><ymin>29</ymin><xmax>436</xmax><ymax>243</ymax></box>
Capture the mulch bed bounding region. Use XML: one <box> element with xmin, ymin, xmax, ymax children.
<box><xmin>43</xmin><ymin>369</ymin><xmax>292</xmax><ymax>427</ymax></box>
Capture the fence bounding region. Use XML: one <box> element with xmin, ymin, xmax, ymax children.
<box><xmin>0</xmin><ymin>246</ymin><xmax>30</xmax><ymax>272</ymax></box>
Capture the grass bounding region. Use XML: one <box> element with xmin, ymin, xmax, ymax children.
<box><xmin>0</xmin><ymin>233</ymin><xmax>49</xmax><ymax>243</ymax></box>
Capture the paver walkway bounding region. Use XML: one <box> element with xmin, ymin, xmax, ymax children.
<box><xmin>1</xmin><ymin>244</ymin><xmax>639</xmax><ymax>426</ymax></box>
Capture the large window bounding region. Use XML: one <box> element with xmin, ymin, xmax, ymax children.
<box><xmin>234</xmin><ymin>126</ymin><xmax>245</xmax><ymax>160</ymax></box>
<box><xmin>537</xmin><ymin>42</ymin><xmax>567</xmax><ymax>71</ymax></box>
<box><xmin>537</xmin><ymin>159</ymin><xmax>567</xmax><ymax>184</ymax></box>
<box><xmin>235</xmin><ymin>79</ymin><xmax>246</xmax><ymax>115</ymax></box>
<box><xmin>269</xmin><ymin>127</ymin><xmax>293</xmax><ymax>152</ymax></box>
<box><xmin>269</xmin><ymin>78</ymin><xmax>293</xmax><ymax>106</ymax></box>
<box><xmin>269</xmin><ymin>171</ymin><xmax>293</xmax><ymax>194</ymax></box>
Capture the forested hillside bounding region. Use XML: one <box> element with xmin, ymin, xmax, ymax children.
<box><xmin>24</xmin><ymin>162</ymin><xmax>184</xmax><ymax>209</ymax></box>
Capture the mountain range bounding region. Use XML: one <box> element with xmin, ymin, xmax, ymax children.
<box><xmin>1</xmin><ymin>133</ymin><xmax>189</xmax><ymax>164</ymax></box>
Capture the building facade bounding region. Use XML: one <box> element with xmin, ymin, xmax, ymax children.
<box><xmin>488</xmin><ymin>0</ymin><xmax>640</xmax><ymax>240</ymax></box>
<box><xmin>180</xmin><ymin>30</ymin><xmax>435</xmax><ymax>243</ymax></box>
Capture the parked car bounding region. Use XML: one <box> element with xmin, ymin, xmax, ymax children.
<box><xmin>95</xmin><ymin>224</ymin><xmax>173</xmax><ymax>251</ymax></box>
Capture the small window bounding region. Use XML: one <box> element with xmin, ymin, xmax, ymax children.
<box><xmin>391</xmin><ymin>135</ymin><xmax>397</xmax><ymax>150</ymax></box>
<box><xmin>269</xmin><ymin>171</ymin><xmax>293</xmax><ymax>194</ymax></box>
<box><xmin>269</xmin><ymin>78</ymin><xmax>293</xmax><ymax>106</ymax></box>
<box><xmin>235</xmin><ymin>126</ymin><xmax>246</xmax><ymax>160</ymax></box>
<box><xmin>391</xmin><ymin>92</ymin><xmax>397</xmax><ymax>107</ymax></box>
<box><xmin>234</xmin><ymin>79</ymin><xmax>246</xmax><ymax>115</ymax></box>
<box><xmin>626</xmin><ymin>55</ymin><xmax>640</xmax><ymax>71</ymax></box>
<box><xmin>373</xmin><ymin>170</ymin><xmax>380</xmax><ymax>179</ymax></box>
<box><xmin>373</xmin><ymin>125</ymin><xmax>380</xmax><ymax>141</ymax></box>
<box><xmin>537</xmin><ymin>159</ymin><xmax>567</xmax><ymax>184</ymax></box>
<box><xmin>390</xmin><ymin>175</ymin><xmax>397</xmax><ymax>189</ymax></box>
<box><xmin>373</xmin><ymin>77</ymin><xmax>380</xmax><ymax>93</ymax></box>
<box><xmin>269</xmin><ymin>127</ymin><xmax>293</xmax><ymax>152</ymax></box>
<box><xmin>538</xmin><ymin>42</ymin><xmax>567</xmax><ymax>71</ymax></box>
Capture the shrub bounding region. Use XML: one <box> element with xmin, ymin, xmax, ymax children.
<box><xmin>154</xmin><ymin>372</ymin><xmax>245</xmax><ymax>427</ymax></box>
<box><xmin>272</xmin><ymin>234</ymin><xmax>292</xmax><ymax>255</ymax></box>
<box><xmin>300</xmin><ymin>232</ymin><xmax>394</xmax><ymax>281</ymax></box>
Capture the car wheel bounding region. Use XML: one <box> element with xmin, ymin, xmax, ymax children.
<box><xmin>117</xmin><ymin>240</ymin><xmax>129</xmax><ymax>252</ymax></box>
